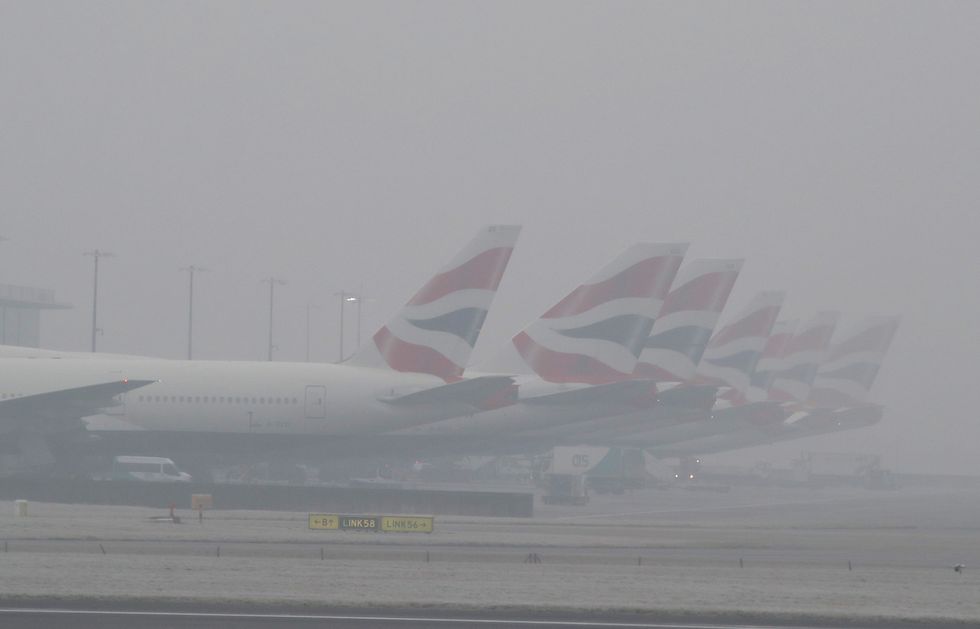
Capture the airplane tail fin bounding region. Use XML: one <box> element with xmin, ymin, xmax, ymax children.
<box><xmin>632</xmin><ymin>259</ymin><xmax>744</xmax><ymax>382</ymax></box>
<box><xmin>767</xmin><ymin>311</ymin><xmax>839</xmax><ymax>403</ymax></box>
<box><xmin>744</xmin><ymin>319</ymin><xmax>797</xmax><ymax>401</ymax></box>
<box><xmin>349</xmin><ymin>225</ymin><xmax>521</xmax><ymax>380</ymax></box>
<box><xmin>512</xmin><ymin>243</ymin><xmax>688</xmax><ymax>384</ymax></box>
<box><xmin>695</xmin><ymin>290</ymin><xmax>786</xmax><ymax>394</ymax></box>
<box><xmin>808</xmin><ymin>316</ymin><xmax>900</xmax><ymax>407</ymax></box>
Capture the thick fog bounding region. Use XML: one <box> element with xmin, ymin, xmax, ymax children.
<box><xmin>1</xmin><ymin>2</ymin><xmax>977</xmax><ymax>474</ymax></box>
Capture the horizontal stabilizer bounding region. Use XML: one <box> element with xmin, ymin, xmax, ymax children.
<box><xmin>0</xmin><ymin>379</ymin><xmax>157</xmax><ymax>423</ymax></box>
<box><xmin>655</xmin><ymin>384</ymin><xmax>718</xmax><ymax>410</ymax></box>
<box><xmin>380</xmin><ymin>375</ymin><xmax>516</xmax><ymax>409</ymax></box>
<box><xmin>522</xmin><ymin>379</ymin><xmax>657</xmax><ymax>407</ymax></box>
<box><xmin>712</xmin><ymin>400</ymin><xmax>787</xmax><ymax>426</ymax></box>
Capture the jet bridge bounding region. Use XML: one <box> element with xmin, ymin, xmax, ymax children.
<box><xmin>0</xmin><ymin>283</ymin><xmax>71</xmax><ymax>347</ymax></box>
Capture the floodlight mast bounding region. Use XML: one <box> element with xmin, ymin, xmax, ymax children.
<box><xmin>262</xmin><ymin>277</ymin><xmax>287</xmax><ymax>361</ymax></box>
<box><xmin>334</xmin><ymin>290</ymin><xmax>362</xmax><ymax>362</ymax></box>
<box><xmin>180</xmin><ymin>265</ymin><xmax>209</xmax><ymax>359</ymax></box>
<box><xmin>83</xmin><ymin>249</ymin><xmax>115</xmax><ymax>352</ymax></box>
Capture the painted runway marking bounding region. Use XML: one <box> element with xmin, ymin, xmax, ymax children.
<box><xmin>544</xmin><ymin>494</ymin><xmax>884</xmax><ymax>521</ymax></box>
<box><xmin>0</xmin><ymin>608</ymin><xmax>833</xmax><ymax>628</ymax></box>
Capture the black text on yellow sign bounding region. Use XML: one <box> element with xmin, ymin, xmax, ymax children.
<box><xmin>308</xmin><ymin>514</ymin><xmax>339</xmax><ymax>530</ymax></box>
<box><xmin>381</xmin><ymin>516</ymin><xmax>434</xmax><ymax>533</ymax></box>
<box><xmin>308</xmin><ymin>514</ymin><xmax>434</xmax><ymax>533</ymax></box>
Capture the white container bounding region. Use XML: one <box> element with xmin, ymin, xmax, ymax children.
<box><xmin>14</xmin><ymin>500</ymin><xmax>28</xmax><ymax>517</ymax></box>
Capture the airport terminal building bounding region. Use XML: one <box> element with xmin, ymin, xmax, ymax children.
<box><xmin>0</xmin><ymin>283</ymin><xmax>71</xmax><ymax>347</ymax></box>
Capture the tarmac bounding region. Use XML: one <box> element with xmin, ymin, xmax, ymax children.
<box><xmin>1</xmin><ymin>483</ymin><xmax>979</xmax><ymax>625</ymax></box>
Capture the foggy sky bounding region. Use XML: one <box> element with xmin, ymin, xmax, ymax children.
<box><xmin>2</xmin><ymin>1</ymin><xmax>978</xmax><ymax>473</ymax></box>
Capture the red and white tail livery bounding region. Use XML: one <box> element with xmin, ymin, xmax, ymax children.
<box><xmin>350</xmin><ymin>225</ymin><xmax>521</xmax><ymax>381</ymax></box>
<box><xmin>744</xmin><ymin>319</ymin><xmax>797</xmax><ymax>402</ymax></box>
<box><xmin>809</xmin><ymin>316</ymin><xmax>900</xmax><ymax>408</ymax></box>
<box><xmin>512</xmin><ymin>243</ymin><xmax>687</xmax><ymax>384</ymax></box>
<box><xmin>695</xmin><ymin>290</ymin><xmax>786</xmax><ymax>398</ymax></box>
<box><xmin>632</xmin><ymin>259</ymin><xmax>743</xmax><ymax>382</ymax></box>
<box><xmin>767</xmin><ymin>312</ymin><xmax>839</xmax><ymax>404</ymax></box>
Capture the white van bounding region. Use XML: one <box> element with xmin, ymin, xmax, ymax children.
<box><xmin>111</xmin><ymin>456</ymin><xmax>192</xmax><ymax>482</ymax></box>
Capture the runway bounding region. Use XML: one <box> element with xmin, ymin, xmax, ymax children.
<box><xmin>2</xmin><ymin>485</ymin><xmax>979</xmax><ymax>624</ymax></box>
<box><xmin>2</xmin><ymin>535</ymin><xmax>976</xmax><ymax>569</ymax></box>
<box><xmin>0</xmin><ymin>606</ymin><xmax>936</xmax><ymax>628</ymax></box>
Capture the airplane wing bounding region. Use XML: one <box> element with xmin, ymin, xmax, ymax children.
<box><xmin>655</xmin><ymin>384</ymin><xmax>718</xmax><ymax>410</ymax></box>
<box><xmin>380</xmin><ymin>376</ymin><xmax>516</xmax><ymax>409</ymax></box>
<box><xmin>711</xmin><ymin>400</ymin><xmax>788</xmax><ymax>426</ymax></box>
<box><xmin>522</xmin><ymin>379</ymin><xmax>657</xmax><ymax>407</ymax></box>
<box><xmin>0</xmin><ymin>379</ymin><xmax>157</xmax><ymax>432</ymax></box>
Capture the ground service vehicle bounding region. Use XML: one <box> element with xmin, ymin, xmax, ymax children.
<box><xmin>112</xmin><ymin>456</ymin><xmax>192</xmax><ymax>482</ymax></box>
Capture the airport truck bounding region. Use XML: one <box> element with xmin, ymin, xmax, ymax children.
<box><xmin>539</xmin><ymin>446</ymin><xmax>649</xmax><ymax>504</ymax></box>
<box><xmin>540</xmin><ymin>472</ymin><xmax>589</xmax><ymax>505</ymax></box>
<box><xmin>793</xmin><ymin>451</ymin><xmax>895</xmax><ymax>489</ymax></box>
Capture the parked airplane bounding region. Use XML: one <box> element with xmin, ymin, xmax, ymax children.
<box><xmin>766</xmin><ymin>311</ymin><xmax>840</xmax><ymax>404</ymax></box>
<box><xmin>645</xmin><ymin>312</ymin><xmax>867</xmax><ymax>457</ymax></box>
<box><xmin>526</xmin><ymin>259</ymin><xmax>746</xmax><ymax>444</ymax></box>
<box><xmin>808</xmin><ymin>316</ymin><xmax>901</xmax><ymax>409</ymax></box>
<box><xmin>390</xmin><ymin>242</ymin><xmax>689</xmax><ymax>440</ymax></box>
<box><xmin>0</xmin><ymin>226</ymin><xmax>521</xmax><ymax>467</ymax></box>
<box><xmin>594</xmin><ymin>291</ymin><xmax>788</xmax><ymax>448</ymax></box>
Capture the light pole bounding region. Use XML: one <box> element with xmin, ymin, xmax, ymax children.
<box><xmin>262</xmin><ymin>277</ymin><xmax>287</xmax><ymax>361</ymax></box>
<box><xmin>305</xmin><ymin>301</ymin><xmax>319</xmax><ymax>362</ymax></box>
<box><xmin>0</xmin><ymin>237</ymin><xmax>6</xmax><ymax>344</ymax></box>
<box><xmin>334</xmin><ymin>290</ymin><xmax>358</xmax><ymax>362</ymax></box>
<box><xmin>351</xmin><ymin>291</ymin><xmax>374</xmax><ymax>350</ymax></box>
<box><xmin>180</xmin><ymin>265</ymin><xmax>208</xmax><ymax>359</ymax></box>
<box><xmin>354</xmin><ymin>294</ymin><xmax>362</xmax><ymax>350</ymax></box>
<box><xmin>83</xmin><ymin>249</ymin><xmax>114</xmax><ymax>352</ymax></box>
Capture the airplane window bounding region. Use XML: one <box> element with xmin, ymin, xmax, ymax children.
<box><xmin>179</xmin><ymin>396</ymin><xmax>185</xmax><ymax>403</ymax></box>
<box><xmin>259</xmin><ymin>398</ymin><xmax>265</xmax><ymax>404</ymax></box>
<box><xmin>251</xmin><ymin>398</ymin><xmax>257</xmax><ymax>404</ymax></box>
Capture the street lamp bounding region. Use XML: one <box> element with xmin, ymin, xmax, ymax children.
<box><xmin>83</xmin><ymin>249</ymin><xmax>114</xmax><ymax>352</ymax></box>
<box><xmin>305</xmin><ymin>300</ymin><xmax>319</xmax><ymax>362</ymax></box>
<box><xmin>262</xmin><ymin>276</ymin><xmax>287</xmax><ymax>361</ymax></box>
<box><xmin>334</xmin><ymin>290</ymin><xmax>359</xmax><ymax>362</ymax></box>
<box><xmin>352</xmin><ymin>292</ymin><xmax>374</xmax><ymax>350</ymax></box>
<box><xmin>0</xmin><ymin>238</ymin><xmax>7</xmax><ymax>343</ymax></box>
<box><xmin>180</xmin><ymin>265</ymin><xmax>209</xmax><ymax>360</ymax></box>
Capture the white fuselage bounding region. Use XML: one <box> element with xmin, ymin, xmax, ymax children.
<box><xmin>0</xmin><ymin>357</ymin><xmax>478</xmax><ymax>436</ymax></box>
